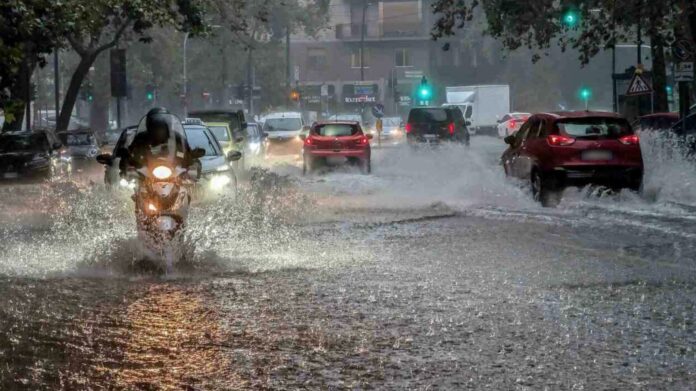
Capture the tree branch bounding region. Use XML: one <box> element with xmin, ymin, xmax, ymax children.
<box><xmin>66</xmin><ymin>34</ymin><xmax>87</xmax><ymax>56</ymax></box>
<box><xmin>95</xmin><ymin>18</ymin><xmax>133</xmax><ymax>54</ymax></box>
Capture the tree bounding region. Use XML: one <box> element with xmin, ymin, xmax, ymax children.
<box><xmin>55</xmin><ymin>0</ymin><xmax>207</xmax><ymax>132</ymax></box>
<box><xmin>431</xmin><ymin>0</ymin><xmax>696</xmax><ymax>113</ymax></box>
<box><xmin>0</xmin><ymin>0</ymin><xmax>66</xmax><ymax>131</ymax></box>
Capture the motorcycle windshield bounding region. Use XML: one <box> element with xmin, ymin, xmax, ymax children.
<box><xmin>136</xmin><ymin>113</ymin><xmax>186</xmax><ymax>167</ymax></box>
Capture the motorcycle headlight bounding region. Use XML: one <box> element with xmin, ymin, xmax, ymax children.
<box><xmin>209</xmin><ymin>174</ymin><xmax>231</xmax><ymax>190</ymax></box>
<box><xmin>152</xmin><ymin>166</ymin><xmax>172</xmax><ymax>179</ymax></box>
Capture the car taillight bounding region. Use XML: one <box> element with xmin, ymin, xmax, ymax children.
<box><xmin>405</xmin><ymin>123</ymin><xmax>412</xmax><ymax>134</ymax></box>
<box><xmin>507</xmin><ymin>120</ymin><xmax>516</xmax><ymax>129</ymax></box>
<box><xmin>547</xmin><ymin>134</ymin><xmax>576</xmax><ymax>146</ymax></box>
<box><xmin>619</xmin><ymin>134</ymin><xmax>640</xmax><ymax>145</ymax></box>
<box><xmin>357</xmin><ymin>136</ymin><xmax>369</xmax><ymax>146</ymax></box>
<box><xmin>448</xmin><ymin>123</ymin><xmax>455</xmax><ymax>135</ymax></box>
<box><xmin>304</xmin><ymin>137</ymin><xmax>313</xmax><ymax>146</ymax></box>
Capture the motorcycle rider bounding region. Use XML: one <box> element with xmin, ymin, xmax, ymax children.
<box><xmin>120</xmin><ymin>107</ymin><xmax>198</xmax><ymax>176</ymax></box>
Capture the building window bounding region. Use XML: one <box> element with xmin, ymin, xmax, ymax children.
<box><xmin>395</xmin><ymin>48</ymin><xmax>413</xmax><ymax>67</ymax></box>
<box><xmin>382</xmin><ymin>1</ymin><xmax>421</xmax><ymax>37</ymax></box>
<box><xmin>351</xmin><ymin>48</ymin><xmax>370</xmax><ymax>68</ymax></box>
<box><xmin>307</xmin><ymin>47</ymin><xmax>327</xmax><ymax>70</ymax></box>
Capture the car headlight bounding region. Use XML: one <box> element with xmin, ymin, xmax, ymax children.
<box><xmin>209</xmin><ymin>174</ymin><xmax>231</xmax><ymax>190</ymax></box>
<box><xmin>119</xmin><ymin>178</ymin><xmax>137</xmax><ymax>189</ymax></box>
<box><xmin>216</xmin><ymin>163</ymin><xmax>231</xmax><ymax>172</ymax></box>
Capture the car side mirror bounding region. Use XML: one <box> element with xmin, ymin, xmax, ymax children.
<box><xmin>504</xmin><ymin>135</ymin><xmax>515</xmax><ymax>145</ymax></box>
<box><xmin>191</xmin><ymin>147</ymin><xmax>206</xmax><ymax>159</ymax></box>
<box><xmin>366</xmin><ymin>134</ymin><xmax>374</xmax><ymax>140</ymax></box>
<box><xmin>465</xmin><ymin>121</ymin><xmax>472</xmax><ymax>126</ymax></box>
<box><xmin>227</xmin><ymin>150</ymin><xmax>242</xmax><ymax>161</ymax></box>
<box><xmin>96</xmin><ymin>153</ymin><xmax>113</xmax><ymax>166</ymax></box>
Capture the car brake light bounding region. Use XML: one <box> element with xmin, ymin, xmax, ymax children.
<box><xmin>547</xmin><ymin>134</ymin><xmax>576</xmax><ymax>146</ymax></box>
<box><xmin>619</xmin><ymin>134</ymin><xmax>640</xmax><ymax>145</ymax></box>
<box><xmin>448</xmin><ymin>123</ymin><xmax>455</xmax><ymax>135</ymax></box>
<box><xmin>304</xmin><ymin>137</ymin><xmax>313</xmax><ymax>146</ymax></box>
<box><xmin>507</xmin><ymin>120</ymin><xmax>516</xmax><ymax>129</ymax></box>
<box><xmin>405</xmin><ymin>123</ymin><xmax>412</xmax><ymax>134</ymax></box>
<box><xmin>357</xmin><ymin>135</ymin><xmax>369</xmax><ymax>146</ymax></box>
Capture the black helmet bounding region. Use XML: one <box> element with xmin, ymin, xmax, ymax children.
<box><xmin>145</xmin><ymin>107</ymin><xmax>171</xmax><ymax>145</ymax></box>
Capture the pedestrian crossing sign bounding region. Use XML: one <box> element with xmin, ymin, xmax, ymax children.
<box><xmin>625</xmin><ymin>73</ymin><xmax>653</xmax><ymax>96</ymax></box>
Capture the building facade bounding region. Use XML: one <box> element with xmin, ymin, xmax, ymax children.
<box><xmin>290</xmin><ymin>0</ymin><xmax>450</xmax><ymax>117</ymax></box>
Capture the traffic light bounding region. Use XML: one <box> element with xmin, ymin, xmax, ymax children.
<box><xmin>145</xmin><ymin>84</ymin><xmax>156</xmax><ymax>102</ymax></box>
<box><xmin>81</xmin><ymin>81</ymin><xmax>94</xmax><ymax>102</ymax></box>
<box><xmin>290</xmin><ymin>89</ymin><xmax>300</xmax><ymax>101</ymax></box>
<box><xmin>578</xmin><ymin>87</ymin><xmax>592</xmax><ymax>109</ymax></box>
<box><xmin>417</xmin><ymin>76</ymin><xmax>433</xmax><ymax>102</ymax></box>
<box><xmin>562</xmin><ymin>9</ymin><xmax>580</xmax><ymax>28</ymax></box>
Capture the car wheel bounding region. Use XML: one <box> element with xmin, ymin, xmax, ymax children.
<box><xmin>531</xmin><ymin>170</ymin><xmax>561</xmax><ymax>207</ymax></box>
<box><xmin>359</xmin><ymin>158</ymin><xmax>371</xmax><ymax>175</ymax></box>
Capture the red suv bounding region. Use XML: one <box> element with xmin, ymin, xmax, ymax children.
<box><xmin>301</xmin><ymin>121</ymin><xmax>372</xmax><ymax>174</ymax></box>
<box><xmin>501</xmin><ymin>112</ymin><xmax>643</xmax><ymax>206</ymax></box>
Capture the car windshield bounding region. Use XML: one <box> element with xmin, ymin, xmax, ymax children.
<box><xmin>185</xmin><ymin>127</ymin><xmax>220</xmax><ymax>156</ymax></box>
<box><xmin>409</xmin><ymin>109</ymin><xmax>449</xmax><ymax>123</ymax></box>
<box><xmin>315</xmin><ymin>124</ymin><xmax>359</xmax><ymax>137</ymax></box>
<box><xmin>0</xmin><ymin>134</ymin><xmax>47</xmax><ymax>153</ymax></box>
<box><xmin>208</xmin><ymin>125</ymin><xmax>230</xmax><ymax>141</ymax></box>
<box><xmin>558</xmin><ymin>118</ymin><xmax>632</xmax><ymax>139</ymax></box>
<box><xmin>383</xmin><ymin>117</ymin><xmax>401</xmax><ymax>126</ymax></box>
<box><xmin>264</xmin><ymin>118</ymin><xmax>302</xmax><ymax>131</ymax></box>
<box><xmin>59</xmin><ymin>133</ymin><xmax>94</xmax><ymax>146</ymax></box>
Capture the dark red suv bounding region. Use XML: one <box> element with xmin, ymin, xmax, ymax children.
<box><xmin>501</xmin><ymin>112</ymin><xmax>643</xmax><ymax>206</ymax></box>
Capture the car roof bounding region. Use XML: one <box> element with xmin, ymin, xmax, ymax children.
<box><xmin>537</xmin><ymin>111</ymin><xmax>624</xmax><ymax>120</ymax></box>
<box><xmin>640</xmin><ymin>112</ymin><xmax>679</xmax><ymax>119</ymax></box>
<box><xmin>265</xmin><ymin>112</ymin><xmax>302</xmax><ymax>119</ymax></box>
<box><xmin>314</xmin><ymin>120</ymin><xmax>360</xmax><ymax>126</ymax></box>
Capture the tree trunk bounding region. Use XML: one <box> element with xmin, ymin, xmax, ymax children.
<box><xmin>2</xmin><ymin>58</ymin><xmax>34</xmax><ymax>132</ymax></box>
<box><xmin>650</xmin><ymin>35</ymin><xmax>668</xmax><ymax>113</ymax></box>
<box><xmin>57</xmin><ymin>53</ymin><xmax>96</xmax><ymax>132</ymax></box>
<box><xmin>90</xmin><ymin>54</ymin><xmax>110</xmax><ymax>138</ymax></box>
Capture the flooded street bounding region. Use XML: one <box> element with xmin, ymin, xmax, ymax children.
<box><xmin>1</xmin><ymin>137</ymin><xmax>696</xmax><ymax>389</ymax></box>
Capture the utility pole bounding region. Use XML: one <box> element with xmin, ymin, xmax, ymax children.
<box><xmin>54</xmin><ymin>50</ymin><xmax>60</xmax><ymax>120</ymax></box>
<box><xmin>286</xmin><ymin>26</ymin><xmax>291</xmax><ymax>106</ymax></box>
<box><xmin>611</xmin><ymin>1</ymin><xmax>617</xmax><ymax>113</ymax></box>
<box><xmin>246</xmin><ymin>46</ymin><xmax>254</xmax><ymax>116</ymax></box>
<box><xmin>360</xmin><ymin>0</ymin><xmax>368</xmax><ymax>82</ymax></box>
<box><xmin>183</xmin><ymin>32</ymin><xmax>190</xmax><ymax>117</ymax></box>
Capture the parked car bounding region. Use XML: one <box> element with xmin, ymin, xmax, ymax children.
<box><xmin>633</xmin><ymin>112</ymin><xmax>680</xmax><ymax>132</ymax></box>
<box><xmin>0</xmin><ymin>130</ymin><xmax>71</xmax><ymax>182</ymax></box>
<box><xmin>183</xmin><ymin>123</ymin><xmax>241</xmax><ymax>193</ymax></box>
<box><xmin>405</xmin><ymin>107</ymin><xmax>470</xmax><ymax>146</ymax></box>
<box><xmin>501</xmin><ymin>112</ymin><xmax>643</xmax><ymax>206</ymax></box>
<box><xmin>263</xmin><ymin>112</ymin><xmax>307</xmax><ymax>157</ymax></box>
<box><xmin>497</xmin><ymin>112</ymin><xmax>531</xmax><ymax>138</ymax></box>
<box><xmin>301</xmin><ymin>121</ymin><xmax>372</xmax><ymax>174</ymax></box>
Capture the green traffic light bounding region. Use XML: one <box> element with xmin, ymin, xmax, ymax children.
<box><xmin>418</xmin><ymin>87</ymin><xmax>432</xmax><ymax>99</ymax></box>
<box><xmin>563</xmin><ymin>10</ymin><xmax>579</xmax><ymax>27</ymax></box>
<box><xmin>146</xmin><ymin>92</ymin><xmax>154</xmax><ymax>101</ymax></box>
<box><xmin>666</xmin><ymin>85</ymin><xmax>673</xmax><ymax>94</ymax></box>
<box><xmin>87</xmin><ymin>95</ymin><xmax>94</xmax><ymax>102</ymax></box>
<box><xmin>579</xmin><ymin>88</ymin><xmax>591</xmax><ymax>100</ymax></box>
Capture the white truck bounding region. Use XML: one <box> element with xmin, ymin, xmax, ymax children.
<box><xmin>443</xmin><ymin>85</ymin><xmax>510</xmax><ymax>135</ymax></box>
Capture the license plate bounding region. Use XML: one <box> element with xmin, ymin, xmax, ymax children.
<box><xmin>3</xmin><ymin>172</ymin><xmax>18</xmax><ymax>179</ymax></box>
<box><xmin>582</xmin><ymin>150</ymin><xmax>613</xmax><ymax>161</ymax></box>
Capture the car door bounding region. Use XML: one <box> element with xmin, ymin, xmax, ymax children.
<box><xmin>501</xmin><ymin>119</ymin><xmax>531</xmax><ymax>177</ymax></box>
<box><xmin>517</xmin><ymin>117</ymin><xmax>547</xmax><ymax>178</ymax></box>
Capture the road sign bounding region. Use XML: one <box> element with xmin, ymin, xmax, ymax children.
<box><xmin>371</xmin><ymin>103</ymin><xmax>385</xmax><ymax>118</ymax></box>
<box><xmin>404</xmin><ymin>70</ymin><xmax>423</xmax><ymax>79</ymax></box>
<box><xmin>676</xmin><ymin>62</ymin><xmax>694</xmax><ymax>82</ymax></box>
<box><xmin>673</xmin><ymin>39</ymin><xmax>694</xmax><ymax>62</ymax></box>
<box><xmin>625</xmin><ymin>72</ymin><xmax>653</xmax><ymax>96</ymax></box>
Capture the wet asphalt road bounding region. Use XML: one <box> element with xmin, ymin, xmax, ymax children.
<box><xmin>1</xmin><ymin>136</ymin><xmax>695</xmax><ymax>390</ymax></box>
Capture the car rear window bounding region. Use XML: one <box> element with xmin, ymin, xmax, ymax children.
<box><xmin>408</xmin><ymin>109</ymin><xmax>450</xmax><ymax>123</ymax></box>
<box><xmin>557</xmin><ymin>118</ymin><xmax>632</xmax><ymax>139</ymax></box>
<box><xmin>314</xmin><ymin>124</ymin><xmax>359</xmax><ymax>137</ymax></box>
